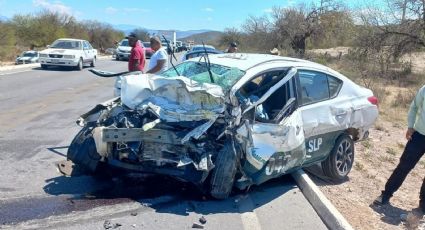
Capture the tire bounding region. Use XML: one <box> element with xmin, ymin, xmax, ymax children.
<box><xmin>91</xmin><ymin>56</ymin><xmax>96</xmax><ymax>67</ymax></box>
<box><xmin>322</xmin><ymin>134</ymin><xmax>354</xmax><ymax>182</ymax></box>
<box><xmin>210</xmin><ymin>141</ymin><xmax>237</xmax><ymax>199</ymax></box>
<box><xmin>76</xmin><ymin>58</ymin><xmax>83</xmax><ymax>70</ymax></box>
<box><xmin>115</xmin><ymin>56</ymin><xmax>120</xmax><ymax>61</ymax></box>
<box><xmin>41</xmin><ymin>64</ymin><xmax>48</xmax><ymax>69</ymax></box>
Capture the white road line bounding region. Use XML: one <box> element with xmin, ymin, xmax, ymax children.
<box><xmin>237</xmin><ymin>194</ymin><xmax>262</xmax><ymax>230</ymax></box>
<box><xmin>0</xmin><ymin>69</ymin><xmax>33</xmax><ymax>76</ymax></box>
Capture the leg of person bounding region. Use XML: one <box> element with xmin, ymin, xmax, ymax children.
<box><xmin>420</xmin><ymin>177</ymin><xmax>425</xmax><ymax>212</ymax></box>
<box><xmin>375</xmin><ymin>132</ymin><xmax>425</xmax><ymax>205</ymax></box>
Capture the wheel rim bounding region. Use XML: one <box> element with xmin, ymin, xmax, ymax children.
<box><xmin>79</xmin><ymin>60</ymin><xmax>82</xmax><ymax>69</ymax></box>
<box><xmin>335</xmin><ymin>139</ymin><xmax>353</xmax><ymax>176</ymax></box>
<box><xmin>92</xmin><ymin>58</ymin><xmax>95</xmax><ymax>66</ymax></box>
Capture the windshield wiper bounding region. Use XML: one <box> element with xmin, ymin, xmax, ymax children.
<box><xmin>161</xmin><ymin>35</ymin><xmax>180</xmax><ymax>76</ymax></box>
<box><xmin>202</xmin><ymin>41</ymin><xmax>214</xmax><ymax>83</ymax></box>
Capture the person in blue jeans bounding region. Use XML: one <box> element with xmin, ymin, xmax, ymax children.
<box><xmin>374</xmin><ymin>85</ymin><xmax>425</xmax><ymax>212</ymax></box>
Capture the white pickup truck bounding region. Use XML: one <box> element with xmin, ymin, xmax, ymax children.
<box><xmin>39</xmin><ymin>38</ymin><xmax>97</xmax><ymax>70</ymax></box>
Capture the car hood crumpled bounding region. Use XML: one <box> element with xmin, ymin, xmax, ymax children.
<box><xmin>121</xmin><ymin>74</ymin><xmax>226</xmax><ymax>123</ymax></box>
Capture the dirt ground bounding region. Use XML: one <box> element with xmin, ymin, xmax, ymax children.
<box><xmin>309</xmin><ymin>85</ymin><xmax>425</xmax><ymax>229</ymax></box>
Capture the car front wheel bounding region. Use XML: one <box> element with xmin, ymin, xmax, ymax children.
<box><xmin>321</xmin><ymin>134</ymin><xmax>354</xmax><ymax>182</ymax></box>
<box><xmin>41</xmin><ymin>64</ymin><xmax>48</xmax><ymax>69</ymax></box>
<box><xmin>76</xmin><ymin>58</ymin><xmax>83</xmax><ymax>70</ymax></box>
<box><xmin>210</xmin><ymin>140</ymin><xmax>237</xmax><ymax>199</ymax></box>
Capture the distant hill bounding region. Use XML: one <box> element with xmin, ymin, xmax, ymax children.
<box><xmin>113</xmin><ymin>24</ymin><xmax>217</xmax><ymax>40</ymax></box>
<box><xmin>0</xmin><ymin>15</ymin><xmax>9</xmax><ymax>21</ymax></box>
<box><xmin>180</xmin><ymin>31</ymin><xmax>223</xmax><ymax>45</ymax></box>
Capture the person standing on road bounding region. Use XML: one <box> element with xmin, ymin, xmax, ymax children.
<box><xmin>374</xmin><ymin>85</ymin><xmax>425</xmax><ymax>212</ymax></box>
<box><xmin>147</xmin><ymin>37</ymin><xmax>168</xmax><ymax>74</ymax></box>
<box><xmin>226</xmin><ymin>42</ymin><xmax>238</xmax><ymax>53</ymax></box>
<box><xmin>127</xmin><ymin>33</ymin><xmax>145</xmax><ymax>72</ymax></box>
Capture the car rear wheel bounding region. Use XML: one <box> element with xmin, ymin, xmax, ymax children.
<box><xmin>322</xmin><ymin>134</ymin><xmax>354</xmax><ymax>182</ymax></box>
<box><xmin>76</xmin><ymin>58</ymin><xmax>83</xmax><ymax>70</ymax></box>
<box><xmin>115</xmin><ymin>56</ymin><xmax>120</xmax><ymax>61</ymax></box>
<box><xmin>210</xmin><ymin>141</ymin><xmax>237</xmax><ymax>199</ymax></box>
<box><xmin>91</xmin><ymin>56</ymin><xmax>96</xmax><ymax>67</ymax></box>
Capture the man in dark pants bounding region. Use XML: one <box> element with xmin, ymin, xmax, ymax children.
<box><xmin>374</xmin><ymin>85</ymin><xmax>425</xmax><ymax>211</ymax></box>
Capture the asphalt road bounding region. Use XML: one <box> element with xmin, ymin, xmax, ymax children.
<box><xmin>0</xmin><ymin>58</ymin><xmax>328</xmax><ymax>230</ymax></box>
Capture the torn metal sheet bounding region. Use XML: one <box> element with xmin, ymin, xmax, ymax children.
<box><xmin>121</xmin><ymin>75</ymin><xmax>225</xmax><ymax>122</ymax></box>
<box><xmin>181</xmin><ymin>118</ymin><xmax>218</xmax><ymax>144</ymax></box>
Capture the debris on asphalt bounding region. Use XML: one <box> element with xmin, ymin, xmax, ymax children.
<box><xmin>192</xmin><ymin>223</ymin><xmax>204</xmax><ymax>229</ymax></box>
<box><xmin>131</xmin><ymin>224</ymin><xmax>137</xmax><ymax>228</ymax></box>
<box><xmin>113</xmin><ymin>223</ymin><xmax>122</xmax><ymax>228</ymax></box>
<box><xmin>103</xmin><ymin>220</ymin><xmax>113</xmax><ymax>229</ymax></box>
<box><xmin>199</xmin><ymin>216</ymin><xmax>207</xmax><ymax>224</ymax></box>
<box><xmin>131</xmin><ymin>212</ymin><xmax>138</xmax><ymax>216</ymax></box>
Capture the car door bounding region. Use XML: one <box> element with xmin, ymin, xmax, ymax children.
<box><xmin>296</xmin><ymin>69</ymin><xmax>344</xmax><ymax>165</ymax></box>
<box><xmin>82</xmin><ymin>41</ymin><xmax>93</xmax><ymax>62</ymax></box>
<box><xmin>237</xmin><ymin>68</ymin><xmax>306</xmax><ymax>185</ymax></box>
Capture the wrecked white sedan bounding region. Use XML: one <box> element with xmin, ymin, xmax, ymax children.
<box><xmin>67</xmin><ymin>53</ymin><xmax>378</xmax><ymax>199</ymax></box>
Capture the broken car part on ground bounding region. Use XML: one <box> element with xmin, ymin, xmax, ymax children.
<box><xmin>66</xmin><ymin>53</ymin><xmax>379</xmax><ymax>199</ymax></box>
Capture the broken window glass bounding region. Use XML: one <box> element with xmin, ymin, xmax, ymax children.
<box><xmin>160</xmin><ymin>61</ymin><xmax>245</xmax><ymax>90</ymax></box>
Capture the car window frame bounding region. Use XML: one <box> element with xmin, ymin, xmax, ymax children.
<box><xmin>296</xmin><ymin>69</ymin><xmax>343</xmax><ymax>107</ymax></box>
<box><xmin>238</xmin><ymin>68</ymin><xmax>299</xmax><ymax>124</ymax></box>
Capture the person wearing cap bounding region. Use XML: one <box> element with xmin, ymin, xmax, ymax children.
<box><xmin>227</xmin><ymin>42</ymin><xmax>238</xmax><ymax>53</ymax></box>
<box><xmin>147</xmin><ymin>36</ymin><xmax>168</xmax><ymax>74</ymax></box>
<box><xmin>127</xmin><ymin>33</ymin><xmax>145</xmax><ymax>72</ymax></box>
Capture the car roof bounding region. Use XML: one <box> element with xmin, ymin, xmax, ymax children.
<box><xmin>207</xmin><ymin>53</ymin><xmax>330</xmax><ymax>72</ymax></box>
<box><xmin>56</xmin><ymin>38</ymin><xmax>86</xmax><ymax>42</ymax></box>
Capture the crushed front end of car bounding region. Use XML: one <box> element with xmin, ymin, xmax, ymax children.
<box><xmin>67</xmin><ymin>73</ymin><xmax>244</xmax><ymax>198</ymax></box>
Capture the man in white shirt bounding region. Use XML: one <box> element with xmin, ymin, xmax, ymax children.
<box><xmin>147</xmin><ymin>36</ymin><xmax>168</xmax><ymax>74</ymax></box>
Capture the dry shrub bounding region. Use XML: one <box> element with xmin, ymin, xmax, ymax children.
<box><xmin>391</xmin><ymin>89</ymin><xmax>416</xmax><ymax>108</ymax></box>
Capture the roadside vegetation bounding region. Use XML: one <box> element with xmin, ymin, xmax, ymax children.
<box><xmin>0</xmin><ymin>10</ymin><xmax>126</xmax><ymax>62</ymax></box>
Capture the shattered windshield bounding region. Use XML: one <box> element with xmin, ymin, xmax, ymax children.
<box><xmin>160</xmin><ymin>61</ymin><xmax>246</xmax><ymax>90</ymax></box>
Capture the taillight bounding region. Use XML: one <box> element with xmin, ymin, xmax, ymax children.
<box><xmin>368</xmin><ymin>96</ymin><xmax>378</xmax><ymax>106</ymax></box>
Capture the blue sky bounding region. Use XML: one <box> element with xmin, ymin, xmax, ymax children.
<box><xmin>0</xmin><ymin>0</ymin><xmax>382</xmax><ymax>31</ymax></box>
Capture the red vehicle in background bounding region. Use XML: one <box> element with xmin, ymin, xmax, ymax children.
<box><xmin>142</xmin><ymin>42</ymin><xmax>154</xmax><ymax>59</ymax></box>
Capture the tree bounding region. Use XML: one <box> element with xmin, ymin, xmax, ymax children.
<box><xmin>219</xmin><ymin>27</ymin><xmax>243</xmax><ymax>49</ymax></box>
<box><xmin>131</xmin><ymin>28</ymin><xmax>150</xmax><ymax>42</ymax></box>
<box><xmin>271</xmin><ymin>1</ymin><xmax>343</xmax><ymax>56</ymax></box>
<box><xmin>0</xmin><ymin>21</ymin><xmax>16</xmax><ymax>60</ymax></box>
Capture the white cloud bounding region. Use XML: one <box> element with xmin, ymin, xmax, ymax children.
<box><xmin>263</xmin><ymin>8</ymin><xmax>273</xmax><ymax>13</ymax></box>
<box><xmin>202</xmin><ymin>7</ymin><xmax>214</xmax><ymax>12</ymax></box>
<box><xmin>33</xmin><ymin>0</ymin><xmax>73</xmax><ymax>15</ymax></box>
<box><xmin>105</xmin><ymin>7</ymin><xmax>118</xmax><ymax>14</ymax></box>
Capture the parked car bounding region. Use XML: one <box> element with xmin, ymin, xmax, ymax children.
<box><xmin>142</xmin><ymin>42</ymin><xmax>154</xmax><ymax>59</ymax></box>
<box><xmin>190</xmin><ymin>44</ymin><xmax>215</xmax><ymax>52</ymax></box>
<box><xmin>67</xmin><ymin>53</ymin><xmax>378</xmax><ymax>199</ymax></box>
<box><xmin>15</xmin><ymin>51</ymin><xmax>39</xmax><ymax>64</ymax></box>
<box><xmin>38</xmin><ymin>38</ymin><xmax>97</xmax><ymax>70</ymax></box>
<box><xmin>115</xmin><ymin>39</ymin><xmax>131</xmax><ymax>61</ymax></box>
<box><xmin>176</xmin><ymin>43</ymin><xmax>189</xmax><ymax>52</ymax></box>
<box><xmin>182</xmin><ymin>49</ymin><xmax>224</xmax><ymax>61</ymax></box>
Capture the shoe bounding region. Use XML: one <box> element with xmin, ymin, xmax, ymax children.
<box><xmin>373</xmin><ymin>193</ymin><xmax>390</xmax><ymax>205</ymax></box>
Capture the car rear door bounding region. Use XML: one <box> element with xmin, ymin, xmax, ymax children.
<box><xmin>237</xmin><ymin>68</ymin><xmax>306</xmax><ymax>185</ymax></box>
<box><xmin>296</xmin><ymin>69</ymin><xmax>345</xmax><ymax>165</ymax></box>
